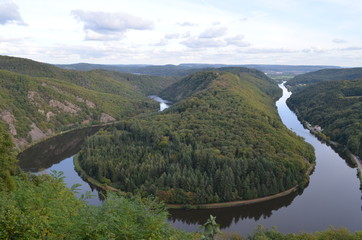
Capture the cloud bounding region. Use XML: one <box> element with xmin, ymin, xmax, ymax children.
<box><xmin>165</xmin><ymin>33</ymin><xmax>180</xmax><ymax>39</ymax></box>
<box><xmin>178</xmin><ymin>21</ymin><xmax>197</xmax><ymax>27</ymax></box>
<box><xmin>333</xmin><ymin>38</ymin><xmax>347</xmax><ymax>44</ymax></box>
<box><xmin>0</xmin><ymin>0</ymin><xmax>26</xmax><ymax>25</ymax></box>
<box><xmin>199</xmin><ymin>26</ymin><xmax>227</xmax><ymax>38</ymax></box>
<box><xmin>71</xmin><ymin>10</ymin><xmax>153</xmax><ymax>41</ymax></box>
<box><xmin>225</xmin><ymin>35</ymin><xmax>251</xmax><ymax>47</ymax></box>
<box><xmin>302</xmin><ymin>47</ymin><xmax>326</xmax><ymax>54</ymax></box>
<box><xmin>150</xmin><ymin>39</ymin><xmax>168</xmax><ymax>46</ymax></box>
<box><xmin>181</xmin><ymin>37</ymin><xmax>225</xmax><ymax>48</ymax></box>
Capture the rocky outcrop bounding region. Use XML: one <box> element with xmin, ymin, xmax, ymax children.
<box><xmin>76</xmin><ymin>96</ymin><xmax>96</xmax><ymax>108</ymax></box>
<box><xmin>46</xmin><ymin>111</ymin><xmax>55</xmax><ymax>121</ymax></box>
<box><xmin>1</xmin><ymin>110</ymin><xmax>17</xmax><ymax>136</ymax></box>
<box><xmin>28</xmin><ymin>122</ymin><xmax>46</xmax><ymax>142</ymax></box>
<box><xmin>100</xmin><ymin>113</ymin><xmax>116</xmax><ymax>123</ymax></box>
<box><xmin>49</xmin><ymin>99</ymin><xmax>81</xmax><ymax>114</ymax></box>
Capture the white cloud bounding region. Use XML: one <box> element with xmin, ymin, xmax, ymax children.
<box><xmin>225</xmin><ymin>35</ymin><xmax>251</xmax><ymax>47</ymax></box>
<box><xmin>178</xmin><ymin>21</ymin><xmax>197</xmax><ymax>27</ymax></box>
<box><xmin>165</xmin><ymin>33</ymin><xmax>180</xmax><ymax>39</ymax></box>
<box><xmin>181</xmin><ymin>37</ymin><xmax>225</xmax><ymax>48</ymax></box>
<box><xmin>199</xmin><ymin>26</ymin><xmax>227</xmax><ymax>38</ymax></box>
<box><xmin>333</xmin><ymin>38</ymin><xmax>347</xmax><ymax>43</ymax></box>
<box><xmin>0</xmin><ymin>0</ymin><xmax>26</xmax><ymax>25</ymax></box>
<box><xmin>71</xmin><ymin>10</ymin><xmax>153</xmax><ymax>41</ymax></box>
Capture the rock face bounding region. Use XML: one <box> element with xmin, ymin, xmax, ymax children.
<box><xmin>100</xmin><ymin>113</ymin><xmax>116</xmax><ymax>123</ymax></box>
<box><xmin>49</xmin><ymin>100</ymin><xmax>81</xmax><ymax>114</ymax></box>
<box><xmin>28</xmin><ymin>123</ymin><xmax>46</xmax><ymax>142</ymax></box>
<box><xmin>1</xmin><ymin>110</ymin><xmax>17</xmax><ymax>136</ymax></box>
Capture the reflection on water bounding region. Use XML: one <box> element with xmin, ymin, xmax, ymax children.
<box><xmin>18</xmin><ymin>126</ymin><xmax>103</xmax><ymax>172</ymax></box>
<box><xmin>149</xmin><ymin>95</ymin><xmax>171</xmax><ymax>111</ymax></box>
<box><xmin>168</xmin><ymin>83</ymin><xmax>362</xmax><ymax>235</ymax></box>
<box><xmin>169</xmin><ymin>189</ymin><xmax>305</xmax><ymax>229</ymax></box>
<box><xmin>16</xmin><ymin>84</ymin><xmax>362</xmax><ymax>235</ymax></box>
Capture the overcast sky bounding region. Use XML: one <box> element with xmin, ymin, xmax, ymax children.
<box><xmin>0</xmin><ymin>0</ymin><xmax>361</xmax><ymax>66</ymax></box>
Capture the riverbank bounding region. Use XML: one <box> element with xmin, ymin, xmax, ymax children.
<box><xmin>292</xmin><ymin>113</ymin><xmax>362</xmax><ymax>186</ymax></box>
<box><xmin>352</xmin><ymin>154</ymin><xmax>362</xmax><ymax>185</ymax></box>
<box><xmin>74</xmin><ymin>155</ymin><xmax>315</xmax><ymax>209</ymax></box>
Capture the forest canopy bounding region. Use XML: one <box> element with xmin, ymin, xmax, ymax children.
<box><xmin>287</xmin><ymin>79</ymin><xmax>362</xmax><ymax>159</ymax></box>
<box><xmin>77</xmin><ymin>70</ymin><xmax>315</xmax><ymax>204</ymax></box>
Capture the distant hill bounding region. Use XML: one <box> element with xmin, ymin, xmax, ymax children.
<box><xmin>160</xmin><ymin>67</ymin><xmax>279</xmax><ymax>102</ymax></box>
<box><xmin>0</xmin><ymin>56</ymin><xmax>170</xmax><ymax>148</ymax></box>
<box><xmin>286</xmin><ymin>67</ymin><xmax>362</xmax><ymax>91</ymax></box>
<box><xmin>56</xmin><ymin>62</ymin><xmax>339</xmax><ymax>77</ymax></box>
<box><xmin>77</xmin><ymin>69</ymin><xmax>315</xmax><ymax>204</ymax></box>
<box><xmin>0</xmin><ymin>56</ymin><xmax>177</xmax><ymax>95</ymax></box>
<box><xmin>287</xmin><ymin>79</ymin><xmax>362</xmax><ymax>159</ymax></box>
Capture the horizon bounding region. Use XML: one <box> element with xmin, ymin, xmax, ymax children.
<box><xmin>1</xmin><ymin>0</ymin><xmax>361</xmax><ymax>67</ymax></box>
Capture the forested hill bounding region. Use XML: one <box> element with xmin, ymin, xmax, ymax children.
<box><xmin>0</xmin><ymin>56</ymin><xmax>176</xmax><ymax>95</ymax></box>
<box><xmin>0</xmin><ymin>56</ymin><xmax>175</xmax><ymax>148</ymax></box>
<box><xmin>287</xmin><ymin>79</ymin><xmax>362</xmax><ymax>159</ymax></box>
<box><xmin>77</xmin><ymin>70</ymin><xmax>315</xmax><ymax>205</ymax></box>
<box><xmin>287</xmin><ymin>67</ymin><xmax>362</xmax><ymax>91</ymax></box>
<box><xmin>160</xmin><ymin>67</ymin><xmax>280</xmax><ymax>102</ymax></box>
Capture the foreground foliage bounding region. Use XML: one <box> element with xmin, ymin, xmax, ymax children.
<box><xmin>287</xmin><ymin>79</ymin><xmax>362</xmax><ymax>159</ymax></box>
<box><xmin>77</xmin><ymin>70</ymin><xmax>315</xmax><ymax>204</ymax></box>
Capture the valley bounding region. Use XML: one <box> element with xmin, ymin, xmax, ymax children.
<box><xmin>1</xmin><ymin>55</ymin><xmax>361</xmax><ymax>238</ymax></box>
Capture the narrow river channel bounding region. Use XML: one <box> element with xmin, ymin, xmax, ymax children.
<box><xmin>18</xmin><ymin>83</ymin><xmax>362</xmax><ymax>236</ymax></box>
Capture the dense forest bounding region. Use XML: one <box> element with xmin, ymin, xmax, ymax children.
<box><xmin>77</xmin><ymin>70</ymin><xmax>315</xmax><ymax>204</ymax></box>
<box><xmin>0</xmin><ymin>56</ymin><xmax>178</xmax><ymax>148</ymax></box>
<box><xmin>0</xmin><ymin>123</ymin><xmax>359</xmax><ymax>240</ymax></box>
<box><xmin>287</xmin><ymin>79</ymin><xmax>362</xmax><ymax>159</ymax></box>
<box><xmin>286</xmin><ymin>67</ymin><xmax>362</xmax><ymax>91</ymax></box>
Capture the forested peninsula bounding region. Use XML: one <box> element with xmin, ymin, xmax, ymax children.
<box><xmin>77</xmin><ymin>69</ymin><xmax>315</xmax><ymax>205</ymax></box>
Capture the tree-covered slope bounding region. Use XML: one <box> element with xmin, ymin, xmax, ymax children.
<box><xmin>77</xmin><ymin>70</ymin><xmax>315</xmax><ymax>204</ymax></box>
<box><xmin>287</xmin><ymin>67</ymin><xmax>362</xmax><ymax>91</ymax></box>
<box><xmin>287</xmin><ymin>79</ymin><xmax>362</xmax><ymax>159</ymax></box>
<box><xmin>0</xmin><ymin>55</ymin><xmax>176</xmax><ymax>96</ymax></box>
<box><xmin>0</xmin><ymin>56</ymin><xmax>162</xmax><ymax>148</ymax></box>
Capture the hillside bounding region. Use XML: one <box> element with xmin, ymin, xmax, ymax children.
<box><xmin>0</xmin><ymin>56</ymin><xmax>176</xmax><ymax>95</ymax></box>
<box><xmin>287</xmin><ymin>67</ymin><xmax>362</xmax><ymax>91</ymax></box>
<box><xmin>57</xmin><ymin>62</ymin><xmax>339</xmax><ymax>77</ymax></box>
<box><xmin>0</xmin><ymin>56</ymin><xmax>164</xmax><ymax>148</ymax></box>
<box><xmin>287</xmin><ymin>79</ymin><xmax>362</xmax><ymax>159</ymax></box>
<box><xmin>77</xmin><ymin>70</ymin><xmax>315</xmax><ymax>205</ymax></box>
<box><xmin>160</xmin><ymin>67</ymin><xmax>280</xmax><ymax>102</ymax></box>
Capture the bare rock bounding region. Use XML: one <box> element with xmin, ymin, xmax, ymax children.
<box><xmin>46</xmin><ymin>111</ymin><xmax>55</xmax><ymax>121</ymax></box>
<box><xmin>100</xmin><ymin>113</ymin><xmax>116</xmax><ymax>123</ymax></box>
<box><xmin>28</xmin><ymin>122</ymin><xmax>46</xmax><ymax>142</ymax></box>
<box><xmin>1</xmin><ymin>110</ymin><xmax>17</xmax><ymax>136</ymax></box>
<box><xmin>85</xmin><ymin>100</ymin><xmax>96</xmax><ymax>108</ymax></box>
<box><xmin>49</xmin><ymin>99</ymin><xmax>81</xmax><ymax>114</ymax></box>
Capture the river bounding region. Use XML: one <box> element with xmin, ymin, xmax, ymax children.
<box><xmin>17</xmin><ymin>84</ymin><xmax>362</xmax><ymax>236</ymax></box>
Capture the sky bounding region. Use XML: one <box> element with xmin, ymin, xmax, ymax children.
<box><xmin>0</xmin><ymin>0</ymin><xmax>361</xmax><ymax>66</ymax></box>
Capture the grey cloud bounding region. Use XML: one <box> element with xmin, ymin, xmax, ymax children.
<box><xmin>71</xmin><ymin>10</ymin><xmax>153</xmax><ymax>41</ymax></box>
<box><xmin>199</xmin><ymin>26</ymin><xmax>227</xmax><ymax>38</ymax></box>
<box><xmin>181</xmin><ymin>37</ymin><xmax>225</xmax><ymax>48</ymax></box>
<box><xmin>333</xmin><ymin>38</ymin><xmax>347</xmax><ymax>44</ymax></box>
<box><xmin>151</xmin><ymin>39</ymin><xmax>168</xmax><ymax>46</ymax></box>
<box><xmin>0</xmin><ymin>0</ymin><xmax>26</xmax><ymax>25</ymax></box>
<box><xmin>225</xmin><ymin>35</ymin><xmax>250</xmax><ymax>47</ymax></box>
<box><xmin>339</xmin><ymin>46</ymin><xmax>362</xmax><ymax>51</ymax></box>
<box><xmin>178</xmin><ymin>21</ymin><xmax>197</xmax><ymax>27</ymax></box>
<box><xmin>165</xmin><ymin>33</ymin><xmax>180</xmax><ymax>39</ymax></box>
